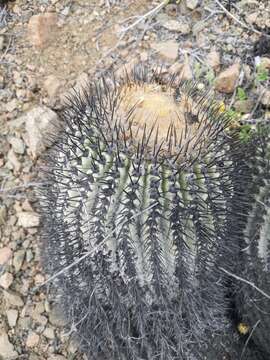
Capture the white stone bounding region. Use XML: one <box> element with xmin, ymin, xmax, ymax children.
<box><xmin>0</xmin><ymin>272</ymin><xmax>14</xmax><ymax>289</ymax></box>
<box><xmin>6</xmin><ymin>309</ymin><xmax>18</xmax><ymax>327</ymax></box>
<box><xmin>17</xmin><ymin>106</ymin><xmax>59</xmax><ymax>159</ymax></box>
<box><xmin>0</xmin><ymin>330</ymin><xmax>18</xmax><ymax>359</ymax></box>
<box><xmin>9</xmin><ymin>137</ymin><xmax>25</xmax><ymax>154</ymax></box>
<box><xmin>17</xmin><ymin>211</ymin><xmax>40</xmax><ymax>228</ymax></box>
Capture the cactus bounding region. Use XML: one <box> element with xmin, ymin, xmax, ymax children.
<box><xmin>228</xmin><ymin>122</ymin><xmax>270</xmax><ymax>357</ymax></box>
<box><xmin>39</xmin><ymin>66</ymin><xmax>268</xmax><ymax>359</ymax></box>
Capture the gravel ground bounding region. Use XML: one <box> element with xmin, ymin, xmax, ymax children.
<box><xmin>0</xmin><ymin>0</ymin><xmax>269</xmax><ymax>359</ymax></box>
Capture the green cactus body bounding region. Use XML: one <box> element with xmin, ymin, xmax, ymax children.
<box><xmin>39</xmin><ymin>67</ymin><xmax>259</xmax><ymax>359</ymax></box>
<box><xmin>232</xmin><ymin>123</ymin><xmax>270</xmax><ymax>356</ymax></box>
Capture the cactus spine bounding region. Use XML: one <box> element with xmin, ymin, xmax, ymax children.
<box><xmin>40</xmin><ymin>67</ymin><xmax>269</xmax><ymax>359</ymax></box>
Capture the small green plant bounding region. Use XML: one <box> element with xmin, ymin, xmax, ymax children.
<box><xmin>256</xmin><ymin>65</ymin><xmax>269</xmax><ymax>82</ymax></box>
<box><xmin>238</xmin><ymin>124</ymin><xmax>252</xmax><ymax>143</ymax></box>
<box><xmin>205</xmin><ymin>68</ymin><xmax>215</xmax><ymax>85</ymax></box>
<box><xmin>236</xmin><ymin>87</ymin><xmax>247</xmax><ymax>101</ymax></box>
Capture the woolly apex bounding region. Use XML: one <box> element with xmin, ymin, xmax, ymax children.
<box><xmin>39</xmin><ymin>65</ymin><xmax>248</xmax><ymax>359</ymax></box>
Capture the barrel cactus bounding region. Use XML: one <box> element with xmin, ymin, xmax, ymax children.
<box><xmin>39</xmin><ymin>66</ymin><xmax>269</xmax><ymax>359</ymax></box>
<box><xmin>229</xmin><ymin>122</ymin><xmax>270</xmax><ymax>357</ymax></box>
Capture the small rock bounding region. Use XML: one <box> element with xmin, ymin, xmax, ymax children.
<box><xmin>13</xmin><ymin>249</ymin><xmax>25</xmax><ymax>272</ymax></box>
<box><xmin>43</xmin><ymin>327</ymin><xmax>55</xmax><ymax>339</ymax></box>
<box><xmin>206</xmin><ymin>50</ymin><xmax>220</xmax><ymax>72</ymax></box>
<box><xmin>49</xmin><ymin>305</ymin><xmax>68</xmax><ymax>327</ymax></box>
<box><xmin>6</xmin><ymin>149</ymin><xmax>21</xmax><ymax>173</ymax></box>
<box><xmin>6</xmin><ymin>309</ymin><xmax>18</xmax><ymax>327</ymax></box>
<box><xmin>9</xmin><ymin>136</ymin><xmax>25</xmax><ymax>154</ymax></box>
<box><xmin>5</xmin><ymin>99</ymin><xmax>18</xmax><ymax>113</ymax></box>
<box><xmin>234</xmin><ymin>99</ymin><xmax>254</xmax><ymax>114</ymax></box>
<box><xmin>48</xmin><ymin>355</ymin><xmax>67</xmax><ymax>360</ymax></box>
<box><xmin>28</xmin><ymin>13</ymin><xmax>58</xmax><ymax>48</ymax></box>
<box><xmin>246</xmin><ymin>12</ymin><xmax>258</xmax><ymax>25</ymax></box>
<box><xmin>186</xmin><ymin>0</ymin><xmax>200</xmax><ymax>10</ymax></box>
<box><xmin>34</xmin><ymin>273</ymin><xmax>45</xmax><ymax>285</ymax></box>
<box><xmin>20</xmin><ymin>106</ymin><xmax>59</xmax><ymax>158</ymax></box>
<box><xmin>261</xmin><ymin>57</ymin><xmax>270</xmax><ymax>70</ymax></box>
<box><xmin>17</xmin><ymin>211</ymin><xmax>40</xmax><ymax>228</ymax></box>
<box><xmin>0</xmin><ymin>205</ymin><xmax>7</xmax><ymax>225</ymax></box>
<box><xmin>151</xmin><ymin>41</ymin><xmax>179</xmax><ymax>61</ymax></box>
<box><xmin>26</xmin><ymin>332</ymin><xmax>40</xmax><ymax>348</ymax></box>
<box><xmin>0</xmin><ymin>330</ymin><xmax>18</xmax><ymax>359</ymax></box>
<box><xmin>0</xmin><ymin>247</ymin><xmax>12</xmax><ymax>266</ymax></box>
<box><xmin>44</xmin><ymin>75</ymin><xmax>63</xmax><ymax>99</ymax></box>
<box><xmin>0</xmin><ymin>272</ymin><xmax>14</xmax><ymax>289</ymax></box>
<box><xmin>214</xmin><ymin>63</ymin><xmax>240</xmax><ymax>94</ymax></box>
<box><xmin>4</xmin><ymin>290</ymin><xmax>24</xmax><ymax>307</ymax></box>
<box><xmin>0</xmin><ymin>36</ymin><xmax>4</xmax><ymax>51</ymax></box>
<box><xmin>161</xmin><ymin>19</ymin><xmax>190</xmax><ymax>34</ymax></box>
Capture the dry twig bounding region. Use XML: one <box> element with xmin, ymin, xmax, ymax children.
<box><xmin>214</xmin><ymin>0</ymin><xmax>270</xmax><ymax>38</ymax></box>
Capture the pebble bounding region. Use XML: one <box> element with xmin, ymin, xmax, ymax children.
<box><xmin>26</xmin><ymin>332</ymin><xmax>40</xmax><ymax>347</ymax></box>
<box><xmin>161</xmin><ymin>19</ymin><xmax>190</xmax><ymax>34</ymax></box>
<box><xmin>0</xmin><ymin>35</ymin><xmax>4</xmax><ymax>51</ymax></box>
<box><xmin>186</xmin><ymin>0</ymin><xmax>200</xmax><ymax>10</ymax></box>
<box><xmin>261</xmin><ymin>57</ymin><xmax>270</xmax><ymax>70</ymax></box>
<box><xmin>0</xmin><ymin>272</ymin><xmax>14</xmax><ymax>289</ymax></box>
<box><xmin>0</xmin><ymin>330</ymin><xmax>18</xmax><ymax>359</ymax></box>
<box><xmin>48</xmin><ymin>355</ymin><xmax>67</xmax><ymax>360</ymax></box>
<box><xmin>214</xmin><ymin>63</ymin><xmax>240</xmax><ymax>94</ymax></box>
<box><xmin>6</xmin><ymin>309</ymin><xmax>19</xmax><ymax>327</ymax></box>
<box><xmin>4</xmin><ymin>290</ymin><xmax>24</xmax><ymax>307</ymax></box>
<box><xmin>49</xmin><ymin>305</ymin><xmax>68</xmax><ymax>327</ymax></box>
<box><xmin>43</xmin><ymin>327</ymin><xmax>55</xmax><ymax>339</ymax></box>
<box><xmin>20</xmin><ymin>106</ymin><xmax>59</xmax><ymax>159</ymax></box>
<box><xmin>13</xmin><ymin>249</ymin><xmax>25</xmax><ymax>272</ymax></box>
<box><xmin>44</xmin><ymin>75</ymin><xmax>63</xmax><ymax>99</ymax></box>
<box><xmin>6</xmin><ymin>149</ymin><xmax>21</xmax><ymax>173</ymax></box>
<box><xmin>206</xmin><ymin>50</ymin><xmax>220</xmax><ymax>72</ymax></box>
<box><xmin>28</xmin><ymin>13</ymin><xmax>58</xmax><ymax>48</ymax></box>
<box><xmin>260</xmin><ymin>88</ymin><xmax>270</xmax><ymax>107</ymax></box>
<box><xmin>5</xmin><ymin>99</ymin><xmax>18</xmax><ymax>113</ymax></box>
<box><xmin>151</xmin><ymin>40</ymin><xmax>179</xmax><ymax>61</ymax></box>
<box><xmin>17</xmin><ymin>211</ymin><xmax>40</xmax><ymax>228</ymax></box>
<box><xmin>0</xmin><ymin>205</ymin><xmax>7</xmax><ymax>225</ymax></box>
<box><xmin>0</xmin><ymin>247</ymin><xmax>12</xmax><ymax>266</ymax></box>
<box><xmin>234</xmin><ymin>99</ymin><xmax>254</xmax><ymax>114</ymax></box>
<box><xmin>9</xmin><ymin>136</ymin><xmax>25</xmax><ymax>154</ymax></box>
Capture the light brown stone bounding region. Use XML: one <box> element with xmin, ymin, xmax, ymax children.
<box><xmin>206</xmin><ymin>50</ymin><xmax>220</xmax><ymax>72</ymax></box>
<box><xmin>28</xmin><ymin>13</ymin><xmax>58</xmax><ymax>48</ymax></box>
<box><xmin>151</xmin><ymin>41</ymin><xmax>179</xmax><ymax>61</ymax></box>
<box><xmin>44</xmin><ymin>75</ymin><xmax>62</xmax><ymax>99</ymax></box>
<box><xmin>261</xmin><ymin>57</ymin><xmax>270</xmax><ymax>70</ymax></box>
<box><xmin>26</xmin><ymin>332</ymin><xmax>40</xmax><ymax>348</ymax></box>
<box><xmin>0</xmin><ymin>247</ymin><xmax>12</xmax><ymax>266</ymax></box>
<box><xmin>4</xmin><ymin>290</ymin><xmax>24</xmax><ymax>307</ymax></box>
<box><xmin>214</xmin><ymin>63</ymin><xmax>240</xmax><ymax>94</ymax></box>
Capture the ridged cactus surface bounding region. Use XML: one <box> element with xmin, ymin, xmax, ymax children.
<box><xmin>231</xmin><ymin>123</ymin><xmax>270</xmax><ymax>357</ymax></box>
<box><xmin>39</xmin><ymin>67</ymin><xmax>270</xmax><ymax>359</ymax></box>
